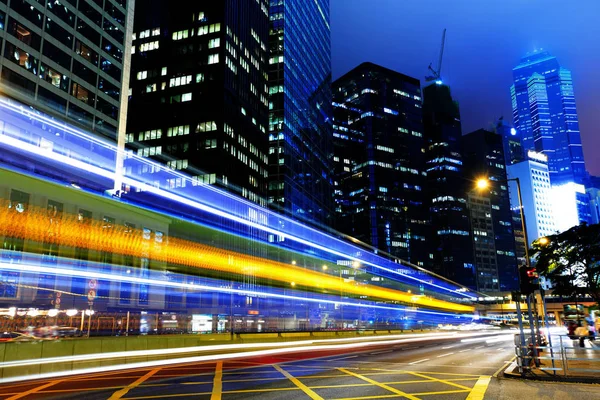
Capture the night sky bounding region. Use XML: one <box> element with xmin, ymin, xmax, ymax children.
<box><xmin>331</xmin><ymin>0</ymin><xmax>600</xmax><ymax>175</ymax></box>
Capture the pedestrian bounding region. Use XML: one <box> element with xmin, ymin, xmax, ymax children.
<box><xmin>567</xmin><ymin>320</ymin><xmax>576</xmax><ymax>339</ymax></box>
<box><xmin>574</xmin><ymin>322</ymin><xmax>589</xmax><ymax>348</ymax></box>
<box><xmin>588</xmin><ymin>320</ymin><xmax>596</xmax><ymax>341</ymax></box>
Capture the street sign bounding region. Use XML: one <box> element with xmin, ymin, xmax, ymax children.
<box><xmin>88</xmin><ymin>279</ymin><xmax>97</xmax><ymax>290</ymax></box>
<box><xmin>87</xmin><ymin>289</ymin><xmax>96</xmax><ymax>301</ymax></box>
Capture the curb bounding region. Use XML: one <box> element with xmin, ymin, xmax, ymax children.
<box><xmin>502</xmin><ymin>362</ymin><xmax>600</xmax><ymax>385</ymax></box>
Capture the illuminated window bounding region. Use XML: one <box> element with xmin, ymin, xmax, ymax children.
<box><xmin>172</xmin><ymin>30</ymin><xmax>189</xmax><ymax>40</ymax></box>
<box><xmin>167</xmin><ymin>125</ymin><xmax>190</xmax><ymax>137</ymax></box>
<box><xmin>197</xmin><ymin>121</ymin><xmax>217</xmax><ymax>132</ymax></box>
<box><xmin>208</xmin><ymin>54</ymin><xmax>219</xmax><ymax>64</ymax></box>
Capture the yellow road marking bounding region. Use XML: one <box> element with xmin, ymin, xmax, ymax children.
<box><xmin>5</xmin><ymin>379</ymin><xmax>63</xmax><ymax>400</ymax></box>
<box><xmin>412</xmin><ymin>389</ymin><xmax>471</xmax><ymax>396</ymax></box>
<box><xmin>368</xmin><ymin>368</ymin><xmax>480</xmax><ymax>377</ymax></box>
<box><xmin>493</xmin><ymin>356</ymin><xmax>516</xmax><ymax>378</ymax></box>
<box><xmin>337</xmin><ymin>368</ymin><xmax>420</xmax><ymax>400</ymax></box>
<box><xmin>125</xmin><ymin>387</ymin><xmax>300</xmax><ymax>399</ymax></box>
<box><xmin>308</xmin><ymin>377</ymin><xmax>478</xmax><ymax>390</ymax></box>
<box><xmin>274</xmin><ymin>364</ymin><xmax>324</xmax><ymax>400</ymax></box>
<box><xmin>126</xmin><ymin>393</ymin><xmax>212</xmax><ymax>399</ymax></box>
<box><xmin>25</xmin><ymin>385</ymin><xmax>170</xmax><ymax>394</ymax></box>
<box><xmin>333</xmin><ymin>395</ymin><xmax>404</xmax><ymax>400</ymax></box>
<box><xmin>210</xmin><ymin>361</ymin><xmax>223</xmax><ymax>400</ymax></box>
<box><xmin>108</xmin><ymin>368</ymin><xmax>161</xmax><ymax>400</ymax></box>
<box><xmin>225</xmin><ymin>387</ymin><xmax>299</xmax><ymax>394</ymax></box>
<box><xmin>465</xmin><ymin>375</ymin><xmax>492</xmax><ymax>400</ymax></box>
<box><xmin>407</xmin><ymin>371</ymin><xmax>472</xmax><ymax>391</ymax></box>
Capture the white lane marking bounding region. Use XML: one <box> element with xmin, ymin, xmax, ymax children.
<box><xmin>408</xmin><ymin>358</ymin><xmax>430</xmax><ymax>365</ymax></box>
<box><xmin>436</xmin><ymin>352</ymin><xmax>455</xmax><ymax>358</ymax></box>
<box><xmin>497</xmin><ymin>348</ymin><xmax>505</xmax><ymax>351</ymax></box>
<box><xmin>442</xmin><ymin>345</ymin><xmax>458</xmax><ymax>349</ymax></box>
<box><xmin>459</xmin><ymin>349</ymin><xmax>470</xmax><ymax>353</ymax></box>
<box><xmin>370</xmin><ymin>350</ymin><xmax>393</xmax><ymax>355</ymax></box>
<box><xmin>475</xmin><ymin>346</ymin><xmax>485</xmax><ymax>349</ymax></box>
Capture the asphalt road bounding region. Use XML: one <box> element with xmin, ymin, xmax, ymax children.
<box><xmin>1</xmin><ymin>333</ymin><xmax>599</xmax><ymax>400</ymax></box>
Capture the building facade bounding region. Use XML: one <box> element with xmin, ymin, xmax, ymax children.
<box><xmin>0</xmin><ymin>0</ymin><xmax>133</xmax><ymax>142</ymax></box>
<box><xmin>511</xmin><ymin>50</ymin><xmax>586</xmax><ymax>185</ymax></box>
<box><xmin>506</xmin><ymin>152</ymin><xmax>556</xmax><ymax>244</ymax></box>
<box><xmin>462</xmin><ymin>129</ymin><xmax>519</xmax><ymax>292</ymax></box>
<box><xmin>494</xmin><ymin>117</ymin><xmax>524</xmax><ymax>167</ymax></box>
<box><xmin>268</xmin><ymin>0</ymin><xmax>332</xmax><ymax>225</ymax></box>
<box><xmin>331</xmin><ymin>62</ymin><xmax>430</xmax><ymax>266</ymax></box>
<box><xmin>422</xmin><ymin>83</ymin><xmax>475</xmax><ymax>289</ymax></box>
<box><xmin>126</xmin><ymin>1</ymin><xmax>270</xmax><ymax>205</ymax></box>
<box><xmin>466</xmin><ymin>193</ymin><xmax>499</xmax><ymax>292</ymax></box>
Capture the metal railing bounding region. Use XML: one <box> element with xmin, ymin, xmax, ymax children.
<box><xmin>514</xmin><ymin>333</ymin><xmax>600</xmax><ymax>378</ymax></box>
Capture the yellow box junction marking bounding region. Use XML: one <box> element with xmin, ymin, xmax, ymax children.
<box><xmin>210</xmin><ymin>361</ymin><xmax>223</xmax><ymax>400</ymax></box>
<box><xmin>466</xmin><ymin>375</ymin><xmax>492</xmax><ymax>400</ymax></box>
<box><xmin>108</xmin><ymin>368</ymin><xmax>161</xmax><ymax>400</ymax></box>
<box><xmin>337</xmin><ymin>368</ymin><xmax>421</xmax><ymax>400</ymax></box>
<box><xmin>274</xmin><ymin>364</ymin><xmax>324</xmax><ymax>400</ymax></box>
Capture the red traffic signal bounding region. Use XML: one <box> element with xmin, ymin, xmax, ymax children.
<box><xmin>519</xmin><ymin>266</ymin><xmax>539</xmax><ymax>295</ymax></box>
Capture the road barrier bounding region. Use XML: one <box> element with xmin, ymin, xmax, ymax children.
<box><xmin>514</xmin><ymin>334</ymin><xmax>600</xmax><ymax>378</ymax></box>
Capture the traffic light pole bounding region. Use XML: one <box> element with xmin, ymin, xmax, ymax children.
<box><xmin>526</xmin><ymin>294</ymin><xmax>540</xmax><ymax>367</ymax></box>
<box><xmin>513</xmin><ymin>177</ymin><xmax>537</xmax><ymax>370</ymax></box>
<box><xmin>514</xmin><ymin>292</ymin><xmax>527</xmax><ymax>374</ymax></box>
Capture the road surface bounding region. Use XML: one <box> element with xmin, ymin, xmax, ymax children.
<box><xmin>1</xmin><ymin>333</ymin><xmax>598</xmax><ymax>399</ymax></box>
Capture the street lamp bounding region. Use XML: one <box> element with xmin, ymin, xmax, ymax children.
<box><xmin>477</xmin><ymin>176</ymin><xmax>536</xmax><ymax>369</ymax></box>
<box><xmin>538</xmin><ymin>237</ymin><xmax>549</xmax><ymax>246</ymax></box>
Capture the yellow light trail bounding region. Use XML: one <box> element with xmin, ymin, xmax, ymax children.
<box><xmin>0</xmin><ymin>201</ymin><xmax>473</xmax><ymax>313</ymax></box>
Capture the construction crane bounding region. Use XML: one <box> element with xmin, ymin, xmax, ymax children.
<box><xmin>426</xmin><ymin>29</ymin><xmax>447</xmax><ymax>82</ymax></box>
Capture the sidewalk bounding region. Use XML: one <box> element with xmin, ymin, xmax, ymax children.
<box><xmin>504</xmin><ymin>337</ymin><xmax>600</xmax><ymax>383</ymax></box>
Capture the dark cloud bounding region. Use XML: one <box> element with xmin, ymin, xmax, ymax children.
<box><xmin>331</xmin><ymin>0</ymin><xmax>600</xmax><ymax>175</ymax></box>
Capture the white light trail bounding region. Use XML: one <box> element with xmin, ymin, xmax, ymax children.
<box><xmin>0</xmin><ymin>331</ymin><xmax>496</xmax><ymax>383</ymax></box>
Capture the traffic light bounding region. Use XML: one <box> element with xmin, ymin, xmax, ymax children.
<box><xmin>519</xmin><ymin>265</ymin><xmax>539</xmax><ymax>295</ymax></box>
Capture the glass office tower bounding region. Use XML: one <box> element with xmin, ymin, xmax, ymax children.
<box><xmin>332</xmin><ymin>62</ymin><xmax>430</xmax><ymax>267</ymax></box>
<box><xmin>462</xmin><ymin>129</ymin><xmax>519</xmax><ymax>292</ymax></box>
<box><xmin>127</xmin><ymin>1</ymin><xmax>270</xmax><ymax>205</ymax></box>
<box><xmin>268</xmin><ymin>0</ymin><xmax>333</xmax><ymax>226</ymax></box>
<box><xmin>0</xmin><ymin>0</ymin><xmax>134</xmax><ymax>142</ymax></box>
<box><xmin>423</xmin><ymin>83</ymin><xmax>476</xmax><ymax>289</ymax></box>
<box><xmin>511</xmin><ymin>50</ymin><xmax>586</xmax><ymax>185</ymax></box>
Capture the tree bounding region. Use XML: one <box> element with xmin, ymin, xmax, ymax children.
<box><xmin>530</xmin><ymin>223</ymin><xmax>600</xmax><ymax>306</ymax></box>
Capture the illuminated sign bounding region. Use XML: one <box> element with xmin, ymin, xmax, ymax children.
<box><xmin>527</xmin><ymin>151</ymin><xmax>548</xmax><ymax>163</ymax></box>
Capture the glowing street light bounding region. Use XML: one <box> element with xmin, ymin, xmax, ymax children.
<box><xmin>476</xmin><ymin>178</ymin><xmax>490</xmax><ymax>190</ymax></box>
<box><xmin>538</xmin><ymin>237</ymin><xmax>549</xmax><ymax>246</ymax></box>
<box><xmin>322</xmin><ymin>265</ymin><xmax>328</xmax><ymax>271</ymax></box>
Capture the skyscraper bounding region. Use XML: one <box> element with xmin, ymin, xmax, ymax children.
<box><xmin>127</xmin><ymin>1</ymin><xmax>270</xmax><ymax>205</ymax></box>
<box><xmin>494</xmin><ymin>117</ymin><xmax>524</xmax><ymax>167</ymax></box>
<box><xmin>462</xmin><ymin>129</ymin><xmax>519</xmax><ymax>292</ymax></box>
<box><xmin>506</xmin><ymin>152</ymin><xmax>556</xmax><ymax>243</ymax></box>
<box><xmin>332</xmin><ymin>62</ymin><xmax>430</xmax><ymax>266</ymax></box>
<box><xmin>268</xmin><ymin>0</ymin><xmax>332</xmax><ymax>225</ymax></box>
<box><xmin>511</xmin><ymin>50</ymin><xmax>586</xmax><ymax>185</ymax></box>
<box><xmin>0</xmin><ymin>0</ymin><xmax>134</xmax><ymax>142</ymax></box>
<box><xmin>422</xmin><ymin>83</ymin><xmax>475</xmax><ymax>289</ymax></box>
